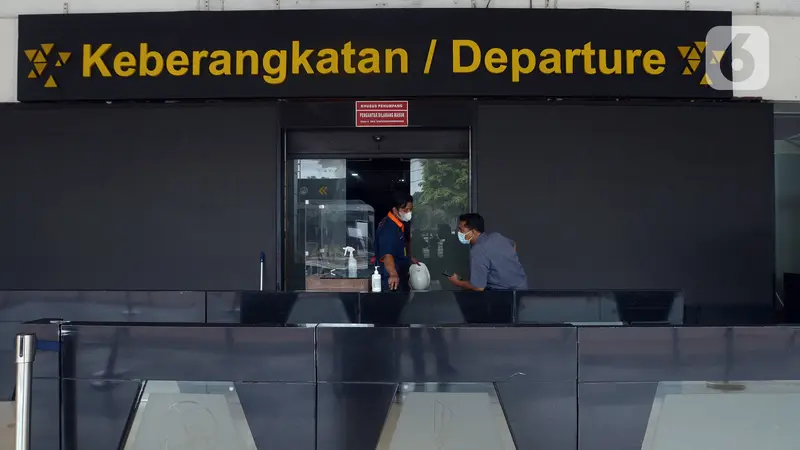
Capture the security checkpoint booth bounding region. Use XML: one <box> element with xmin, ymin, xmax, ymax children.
<box><xmin>1</xmin><ymin>1</ymin><xmax>800</xmax><ymax>450</ymax></box>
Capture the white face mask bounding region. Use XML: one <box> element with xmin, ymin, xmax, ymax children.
<box><xmin>399</xmin><ymin>211</ymin><xmax>412</xmax><ymax>222</ymax></box>
<box><xmin>457</xmin><ymin>230</ymin><xmax>473</xmax><ymax>244</ymax></box>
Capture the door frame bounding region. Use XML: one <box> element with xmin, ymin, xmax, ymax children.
<box><xmin>278</xmin><ymin>127</ymin><xmax>474</xmax><ymax>291</ymax></box>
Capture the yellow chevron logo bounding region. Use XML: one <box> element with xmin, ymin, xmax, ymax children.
<box><xmin>677</xmin><ymin>41</ymin><xmax>724</xmax><ymax>87</ymax></box>
<box><xmin>24</xmin><ymin>43</ymin><xmax>71</xmax><ymax>88</ymax></box>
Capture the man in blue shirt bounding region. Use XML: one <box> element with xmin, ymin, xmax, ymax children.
<box><xmin>448</xmin><ymin>213</ymin><xmax>528</xmax><ymax>291</ymax></box>
<box><xmin>375</xmin><ymin>191</ymin><xmax>418</xmax><ymax>291</ymax></box>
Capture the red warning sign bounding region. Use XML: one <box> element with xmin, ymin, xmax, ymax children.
<box><xmin>355</xmin><ymin>101</ymin><xmax>409</xmax><ymax>127</ymax></box>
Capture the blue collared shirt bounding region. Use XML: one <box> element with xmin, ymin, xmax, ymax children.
<box><xmin>470</xmin><ymin>232</ymin><xmax>528</xmax><ymax>290</ymax></box>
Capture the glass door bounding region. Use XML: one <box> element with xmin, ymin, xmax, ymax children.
<box><xmin>284</xmin><ymin>129</ymin><xmax>471</xmax><ymax>293</ymax></box>
<box><xmin>409</xmin><ymin>158</ymin><xmax>470</xmax><ymax>291</ymax></box>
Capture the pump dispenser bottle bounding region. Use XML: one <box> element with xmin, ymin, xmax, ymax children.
<box><xmin>343</xmin><ymin>247</ymin><xmax>357</xmax><ymax>278</ymax></box>
<box><xmin>371</xmin><ymin>266</ymin><xmax>382</xmax><ymax>292</ymax></box>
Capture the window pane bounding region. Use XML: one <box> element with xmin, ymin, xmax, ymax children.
<box><xmin>775</xmin><ymin>113</ymin><xmax>800</xmax><ymax>299</ymax></box>
<box><xmin>286</xmin><ymin>158</ymin><xmax>375</xmax><ymax>292</ymax></box>
<box><xmin>286</xmin><ymin>157</ymin><xmax>469</xmax><ymax>292</ymax></box>
<box><xmin>410</xmin><ymin>158</ymin><xmax>470</xmax><ymax>290</ymax></box>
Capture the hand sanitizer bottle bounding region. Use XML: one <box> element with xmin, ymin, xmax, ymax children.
<box><xmin>371</xmin><ymin>266</ymin><xmax>382</xmax><ymax>292</ymax></box>
<box><xmin>343</xmin><ymin>246</ymin><xmax>357</xmax><ymax>278</ymax></box>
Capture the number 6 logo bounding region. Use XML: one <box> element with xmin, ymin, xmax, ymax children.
<box><xmin>705</xmin><ymin>25</ymin><xmax>770</xmax><ymax>92</ymax></box>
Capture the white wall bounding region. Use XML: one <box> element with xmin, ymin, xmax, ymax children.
<box><xmin>0</xmin><ymin>0</ymin><xmax>200</xmax><ymax>16</ymax></box>
<box><xmin>1</xmin><ymin>0</ymin><xmax>800</xmax><ymax>16</ymax></box>
<box><xmin>0</xmin><ymin>18</ymin><xmax>15</xmax><ymax>103</ymax></box>
<box><xmin>734</xmin><ymin>15</ymin><xmax>800</xmax><ymax>101</ymax></box>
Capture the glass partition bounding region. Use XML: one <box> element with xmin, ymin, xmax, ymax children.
<box><xmin>29</xmin><ymin>322</ymin><xmax>800</xmax><ymax>450</ymax></box>
<box><xmin>641</xmin><ymin>381</ymin><xmax>800</xmax><ymax>450</ymax></box>
<box><xmin>775</xmin><ymin>106</ymin><xmax>800</xmax><ymax>319</ymax></box>
<box><xmin>377</xmin><ymin>383</ymin><xmax>515</xmax><ymax>450</ymax></box>
<box><xmin>299</xmin><ymin>199</ymin><xmax>375</xmax><ymax>277</ymax></box>
<box><xmin>409</xmin><ymin>158</ymin><xmax>470</xmax><ymax>291</ymax></box>
<box><xmin>286</xmin><ymin>158</ymin><xmax>365</xmax><ymax>292</ymax></box>
<box><xmin>122</xmin><ymin>380</ymin><xmax>257</xmax><ymax>450</ymax></box>
<box><xmin>286</xmin><ymin>157</ymin><xmax>469</xmax><ymax>293</ymax></box>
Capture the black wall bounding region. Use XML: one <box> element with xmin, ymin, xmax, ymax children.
<box><xmin>0</xmin><ymin>100</ymin><xmax>775</xmax><ymax>308</ymax></box>
<box><xmin>474</xmin><ymin>102</ymin><xmax>774</xmax><ymax>306</ymax></box>
<box><xmin>0</xmin><ymin>102</ymin><xmax>279</xmax><ymax>290</ymax></box>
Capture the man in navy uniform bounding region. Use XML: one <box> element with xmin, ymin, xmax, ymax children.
<box><xmin>375</xmin><ymin>191</ymin><xmax>418</xmax><ymax>291</ymax></box>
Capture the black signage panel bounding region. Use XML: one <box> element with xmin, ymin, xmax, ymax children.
<box><xmin>17</xmin><ymin>9</ymin><xmax>732</xmax><ymax>101</ymax></box>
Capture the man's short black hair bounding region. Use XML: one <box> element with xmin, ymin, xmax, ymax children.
<box><xmin>390</xmin><ymin>191</ymin><xmax>413</xmax><ymax>209</ymax></box>
<box><xmin>458</xmin><ymin>213</ymin><xmax>485</xmax><ymax>233</ymax></box>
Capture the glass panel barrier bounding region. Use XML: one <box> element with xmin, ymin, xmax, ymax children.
<box><xmin>377</xmin><ymin>383</ymin><xmax>516</xmax><ymax>450</ymax></box>
<box><xmin>642</xmin><ymin>380</ymin><xmax>800</xmax><ymax>450</ymax></box>
<box><xmin>122</xmin><ymin>380</ymin><xmax>257</xmax><ymax>450</ymax></box>
<box><xmin>286</xmin><ymin>158</ymin><xmax>368</xmax><ymax>292</ymax></box>
<box><xmin>27</xmin><ymin>322</ymin><xmax>800</xmax><ymax>450</ymax></box>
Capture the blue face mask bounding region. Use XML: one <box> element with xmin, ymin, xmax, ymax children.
<box><xmin>457</xmin><ymin>230</ymin><xmax>472</xmax><ymax>245</ymax></box>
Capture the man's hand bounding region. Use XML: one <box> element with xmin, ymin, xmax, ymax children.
<box><xmin>411</xmin><ymin>256</ymin><xmax>420</xmax><ymax>265</ymax></box>
<box><xmin>448</xmin><ymin>273</ymin><xmax>483</xmax><ymax>291</ymax></box>
<box><xmin>388</xmin><ymin>271</ymin><xmax>400</xmax><ymax>290</ymax></box>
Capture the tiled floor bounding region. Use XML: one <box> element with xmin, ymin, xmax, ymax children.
<box><xmin>0</xmin><ymin>401</ymin><xmax>14</xmax><ymax>450</ymax></box>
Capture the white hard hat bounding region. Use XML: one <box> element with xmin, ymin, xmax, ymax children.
<box><xmin>409</xmin><ymin>262</ymin><xmax>431</xmax><ymax>291</ymax></box>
